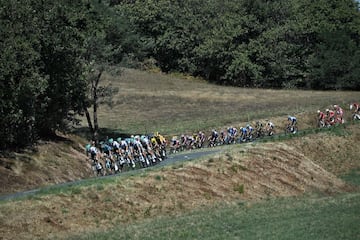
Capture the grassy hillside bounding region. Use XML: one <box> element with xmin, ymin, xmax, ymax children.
<box><xmin>2</xmin><ymin>68</ymin><xmax>358</xmax><ymax>195</ymax></box>
<box><xmin>0</xmin><ymin>68</ymin><xmax>359</xmax><ymax>240</ymax></box>
<box><xmin>70</xmin><ymin>192</ymin><xmax>360</xmax><ymax>240</ymax></box>
<box><xmin>0</xmin><ymin>124</ymin><xmax>359</xmax><ymax>240</ymax></box>
<box><xmin>81</xmin><ymin>68</ymin><xmax>359</xmax><ymax>136</ymax></box>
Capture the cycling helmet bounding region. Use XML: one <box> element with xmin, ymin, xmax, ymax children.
<box><xmin>288</xmin><ymin>115</ymin><xmax>291</xmax><ymax>120</ymax></box>
<box><xmin>117</xmin><ymin>137</ymin><xmax>121</xmax><ymax>142</ymax></box>
<box><xmin>317</xmin><ymin>110</ymin><xmax>320</xmax><ymax>114</ymax></box>
<box><xmin>326</xmin><ymin>109</ymin><xmax>329</xmax><ymax>112</ymax></box>
<box><xmin>350</xmin><ymin>104</ymin><xmax>353</xmax><ymax>110</ymax></box>
<box><xmin>333</xmin><ymin>104</ymin><xmax>338</xmax><ymax>108</ymax></box>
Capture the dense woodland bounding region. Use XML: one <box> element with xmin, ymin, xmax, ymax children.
<box><xmin>1</xmin><ymin>0</ymin><xmax>360</xmax><ymax>149</ymax></box>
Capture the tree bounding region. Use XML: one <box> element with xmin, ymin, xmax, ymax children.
<box><xmin>34</xmin><ymin>1</ymin><xmax>87</xmax><ymax>137</ymax></box>
<box><xmin>296</xmin><ymin>0</ymin><xmax>360</xmax><ymax>89</ymax></box>
<box><xmin>0</xmin><ymin>0</ymin><xmax>87</xmax><ymax>149</ymax></box>
<box><xmin>80</xmin><ymin>0</ymin><xmax>136</xmax><ymax>143</ymax></box>
<box><xmin>308</xmin><ymin>30</ymin><xmax>360</xmax><ymax>90</ymax></box>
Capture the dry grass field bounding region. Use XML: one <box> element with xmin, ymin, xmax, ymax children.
<box><xmin>92</xmin><ymin>68</ymin><xmax>359</xmax><ymax>136</ymax></box>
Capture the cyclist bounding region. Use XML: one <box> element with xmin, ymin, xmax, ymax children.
<box><xmin>350</xmin><ymin>102</ymin><xmax>360</xmax><ymax>120</ymax></box>
<box><xmin>350</xmin><ymin>102</ymin><xmax>360</xmax><ymax>113</ymax></box>
<box><xmin>255</xmin><ymin>121</ymin><xmax>264</xmax><ymax>138</ymax></box>
<box><xmin>288</xmin><ymin>115</ymin><xmax>297</xmax><ymax>126</ymax></box>
<box><xmin>112</xmin><ymin>138</ymin><xmax>120</xmax><ymax>152</ymax></box>
<box><xmin>287</xmin><ymin>115</ymin><xmax>297</xmax><ymax>133</ymax></box>
<box><xmin>141</xmin><ymin>135</ymin><xmax>158</xmax><ymax>163</ymax></box>
<box><xmin>180</xmin><ymin>134</ymin><xmax>188</xmax><ymax>150</ymax></box>
<box><xmin>265</xmin><ymin>120</ymin><xmax>275</xmax><ymax>136</ymax></box>
<box><xmin>208</xmin><ymin>129</ymin><xmax>218</xmax><ymax>147</ymax></box>
<box><xmin>317</xmin><ymin>110</ymin><xmax>327</xmax><ymax>127</ymax></box>
<box><xmin>120</xmin><ymin>137</ymin><xmax>136</xmax><ymax>168</ymax></box>
<box><xmin>229</xmin><ymin>126</ymin><xmax>238</xmax><ymax>144</ymax></box>
<box><xmin>100</xmin><ymin>141</ymin><xmax>113</xmax><ymax>158</ymax></box>
<box><xmin>89</xmin><ymin>142</ymin><xmax>99</xmax><ymax>161</ymax></box>
<box><xmin>239</xmin><ymin>127</ymin><xmax>248</xmax><ymax>142</ymax></box>
<box><xmin>154</xmin><ymin>132</ymin><xmax>167</xmax><ymax>148</ymax></box>
<box><xmin>197</xmin><ymin>131</ymin><xmax>206</xmax><ymax>148</ymax></box>
<box><xmin>85</xmin><ymin>143</ymin><xmax>91</xmax><ymax>157</ymax></box>
<box><xmin>326</xmin><ymin>109</ymin><xmax>335</xmax><ymax>125</ymax></box>
<box><xmin>219</xmin><ymin>130</ymin><xmax>226</xmax><ymax>145</ymax></box>
<box><xmin>186</xmin><ymin>134</ymin><xmax>196</xmax><ymax>149</ymax></box>
<box><xmin>333</xmin><ymin>105</ymin><xmax>344</xmax><ymax>123</ymax></box>
<box><xmin>194</xmin><ymin>131</ymin><xmax>204</xmax><ymax>148</ymax></box>
<box><xmin>133</xmin><ymin>135</ymin><xmax>150</xmax><ymax>167</ymax></box>
<box><xmin>150</xmin><ymin>135</ymin><xmax>158</xmax><ymax>148</ymax></box>
<box><xmin>154</xmin><ymin>132</ymin><xmax>167</xmax><ymax>159</ymax></box>
<box><xmin>170</xmin><ymin>136</ymin><xmax>181</xmax><ymax>153</ymax></box>
<box><xmin>246</xmin><ymin>124</ymin><xmax>254</xmax><ymax>140</ymax></box>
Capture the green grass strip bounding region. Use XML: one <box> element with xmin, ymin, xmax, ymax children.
<box><xmin>68</xmin><ymin>193</ymin><xmax>360</xmax><ymax>240</ymax></box>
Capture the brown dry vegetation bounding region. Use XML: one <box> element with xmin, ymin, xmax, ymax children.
<box><xmin>0</xmin><ymin>135</ymin><xmax>92</xmax><ymax>195</ymax></box>
<box><xmin>0</xmin><ymin>69</ymin><xmax>359</xmax><ymax>240</ymax></box>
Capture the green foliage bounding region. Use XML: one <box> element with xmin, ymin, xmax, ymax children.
<box><xmin>233</xmin><ymin>184</ymin><xmax>244</xmax><ymax>194</ymax></box>
<box><xmin>1</xmin><ymin>0</ymin><xmax>360</xmax><ymax>149</ymax></box>
<box><xmin>117</xmin><ymin>0</ymin><xmax>360</xmax><ymax>89</ymax></box>
<box><xmin>34</xmin><ymin>1</ymin><xmax>87</xmax><ymax>136</ymax></box>
<box><xmin>0</xmin><ymin>0</ymin><xmax>137</xmax><ymax>149</ymax></box>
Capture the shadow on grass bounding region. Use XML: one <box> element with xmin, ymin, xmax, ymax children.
<box><xmin>71</xmin><ymin>127</ymin><xmax>142</xmax><ymax>141</ymax></box>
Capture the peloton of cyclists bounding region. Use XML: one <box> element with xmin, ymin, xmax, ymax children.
<box><xmin>86</xmin><ymin>100</ymin><xmax>360</xmax><ymax>177</ymax></box>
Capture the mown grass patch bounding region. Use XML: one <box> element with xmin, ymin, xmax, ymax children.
<box><xmin>67</xmin><ymin>192</ymin><xmax>360</xmax><ymax>240</ymax></box>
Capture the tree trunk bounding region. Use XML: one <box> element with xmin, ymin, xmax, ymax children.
<box><xmin>92</xmin><ymin>70</ymin><xmax>102</xmax><ymax>144</ymax></box>
<box><xmin>83</xmin><ymin>105</ymin><xmax>94</xmax><ymax>137</ymax></box>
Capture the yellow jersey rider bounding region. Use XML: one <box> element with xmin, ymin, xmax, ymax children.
<box><xmin>154</xmin><ymin>132</ymin><xmax>166</xmax><ymax>146</ymax></box>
